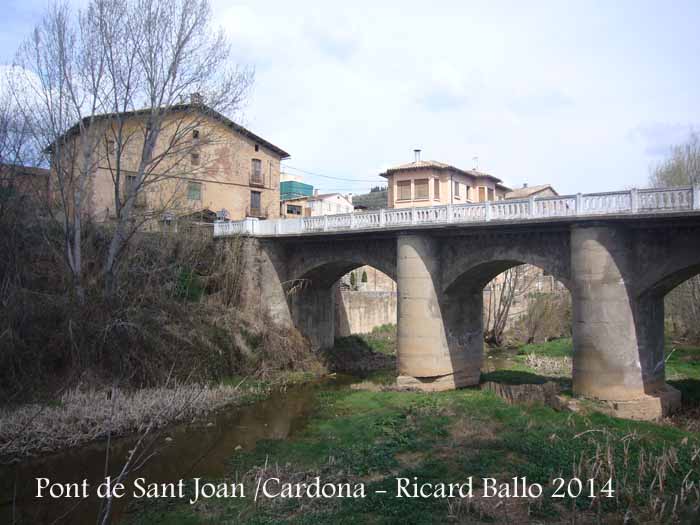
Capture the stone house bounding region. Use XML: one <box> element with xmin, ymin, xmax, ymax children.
<box><xmin>381</xmin><ymin>150</ymin><xmax>511</xmax><ymax>208</ymax></box>
<box><xmin>50</xmin><ymin>103</ymin><xmax>289</xmax><ymax>225</ymax></box>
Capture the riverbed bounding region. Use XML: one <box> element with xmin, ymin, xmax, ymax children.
<box><xmin>0</xmin><ymin>374</ymin><xmax>371</xmax><ymax>524</ymax></box>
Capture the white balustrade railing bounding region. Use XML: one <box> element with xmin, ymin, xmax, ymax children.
<box><xmin>213</xmin><ymin>185</ymin><xmax>700</xmax><ymax>237</ymax></box>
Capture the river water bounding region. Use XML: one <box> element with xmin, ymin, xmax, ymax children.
<box><xmin>0</xmin><ymin>357</ymin><xmax>514</xmax><ymax>525</ymax></box>
<box><xmin>0</xmin><ymin>374</ymin><xmax>373</xmax><ymax>525</ymax></box>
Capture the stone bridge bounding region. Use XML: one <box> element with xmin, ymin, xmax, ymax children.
<box><xmin>219</xmin><ymin>186</ymin><xmax>700</xmax><ymax>419</ymax></box>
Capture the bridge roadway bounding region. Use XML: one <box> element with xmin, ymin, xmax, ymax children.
<box><xmin>216</xmin><ymin>186</ymin><xmax>700</xmax><ymax>419</ymax></box>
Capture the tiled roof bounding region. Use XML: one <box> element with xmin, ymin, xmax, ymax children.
<box><xmin>387</xmin><ymin>160</ymin><xmax>453</xmax><ymax>171</ymax></box>
<box><xmin>307</xmin><ymin>193</ymin><xmax>346</xmax><ymax>201</ymax></box>
<box><xmin>381</xmin><ymin>160</ymin><xmax>503</xmax><ymax>183</ymax></box>
<box><xmin>47</xmin><ymin>104</ymin><xmax>290</xmax><ymax>159</ymax></box>
<box><xmin>505</xmin><ymin>184</ymin><xmax>558</xmax><ymax>199</ymax></box>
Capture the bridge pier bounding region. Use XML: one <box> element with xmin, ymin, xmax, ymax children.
<box><xmin>571</xmin><ymin>225</ymin><xmax>680</xmax><ymax>419</ymax></box>
<box><xmin>396</xmin><ymin>234</ymin><xmax>481</xmax><ymax>391</ymax></box>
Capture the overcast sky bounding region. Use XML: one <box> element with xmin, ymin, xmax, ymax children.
<box><xmin>2</xmin><ymin>0</ymin><xmax>699</xmax><ymax>195</ymax></box>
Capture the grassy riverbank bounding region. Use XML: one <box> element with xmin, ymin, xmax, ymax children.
<box><xmin>509</xmin><ymin>337</ymin><xmax>700</xmax><ymax>385</ymax></box>
<box><xmin>120</xmin><ymin>333</ymin><xmax>700</xmax><ymax>524</ymax></box>
<box><xmin>126</xmin><ymin>384</ymin><xmax>700</xmax><ymax>524</ymax></box>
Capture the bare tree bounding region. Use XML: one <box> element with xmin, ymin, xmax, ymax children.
<box><xmin>520</xmin><ymin>292</ymin><xmax>571</xmax><ymax>344</ymax></box>
<box><xmin>95</xmin><ymin>0</ymin><xmax>253</xmax><ymax>296</ymax></box>
<box><xmin>9</xmin><ymin>0</ymin><xmax>253</xmax><ymax>299</ymax></box>
<box><xmin>650</xmin><ymin>132</ymin><xmax>700</xmax><ymax>341</ymax></box>
<box><xmin>649</xmin><ymin>132</ymin><xmax>700</xmax><ymax>188</ymax></box>
<box><xmin>9</xmin><ymin>2</ymin><xmax>108</xmax><ymax>302</ymax></box>
<box><xmin>484</xmin><ymin>266</ymin><xmax>527</xmax><ymax>346</ymax></box>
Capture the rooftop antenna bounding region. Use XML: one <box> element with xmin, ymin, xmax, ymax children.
<box><xmin>472</xmin><ymin>156</ymin><xmax>479</xmax><ymax>170</ymax></box>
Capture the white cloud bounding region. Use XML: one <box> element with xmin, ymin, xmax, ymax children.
<box><xmin>5</xmin><ymin>0</ymin><xmax>700</xmax><ymax>195</ymax></box>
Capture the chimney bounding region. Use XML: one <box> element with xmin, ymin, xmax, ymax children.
<box><xmin>523</xmin><ymin>183</ymin><xmax>528</xmax><ymax>188</ymax></box>
<box><xmin>347</xmin><ymin>193</ymin><xmax>353</xmax><ymax>203</ymax></box>
<box><xmin>413</xmin><ymin>149</ymin><xmax>421</xmax><ymax>162</ymax></box>
<box><xmin>190</xmin><ymin>92</ymin><xmax>203</xmax><ymax>105</ymax></box>
<box><xmin>314</xmin><ymin>189</ymin><xmax>319</xmax><ymax>196</ymax></box>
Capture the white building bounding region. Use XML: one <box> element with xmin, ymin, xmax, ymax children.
<box><xmin>306</xmin><ymin>193</ymin><xmax>354</xmax><ymax>216</ymax></box>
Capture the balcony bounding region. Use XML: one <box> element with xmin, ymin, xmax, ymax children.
<box><xmin>246</xmin><ymin>207</ymin><xmax>266</xmax><ymax>219</ymax></box>
<box><xmin>249</xmin><ymin>171</ymin><xmax>265</xmax><ymax>187</ymax></box>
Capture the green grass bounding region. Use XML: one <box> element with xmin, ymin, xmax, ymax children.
<box><xmin>127</xmin><ymin>385</ymin><xmax>700</xmax><ymax>525</ymax></box>
<box><xmin>513</xmin><ymin>337</ymin><xmax>700</xmax><ymax>382</ymax></box>
<box><xmin>665</xmin><ymin>345</ymin><xmax>700</xmax><ymax>380</ymax></box>
<box><xmin>359</xmin><ymin>324</ymin><xmax>397</xmax><ymax>355</ymax></box>
<box><xmin>517</xmin><ymin>338</ymin><xmax>573</xmax><ymax>358</ymax></box>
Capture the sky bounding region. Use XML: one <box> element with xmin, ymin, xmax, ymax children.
<box><xmin>2</xmin><ymin>0</ymin><xmax>700</xmax><ymax>195</ymax></box>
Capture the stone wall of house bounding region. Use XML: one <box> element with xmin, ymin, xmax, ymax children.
<box><xmin>74</xmin><ymin>113</ymin><xmax>283</xmax><ymax>222</ymax></box>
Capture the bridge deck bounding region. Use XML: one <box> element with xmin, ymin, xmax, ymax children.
<box><xmin>214</xmin><ymin>185</ymin><xmax>700</xmax><ymax>238</ymax></box>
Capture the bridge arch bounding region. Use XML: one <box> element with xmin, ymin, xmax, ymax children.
<box><xmin>440</xmin><ymin>230</ymin><xmax>572</xmax><ymax>295</ymax></box>
<box><xmin>282</xmin><ymin>237</ymin><xmax>397</xmax><ymax>349</ymax></box>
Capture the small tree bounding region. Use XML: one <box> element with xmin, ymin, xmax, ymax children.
<box><xmin>650</xmin><ymin>132</ymin><xmax>700</xmax><ymax>341</ymax></box>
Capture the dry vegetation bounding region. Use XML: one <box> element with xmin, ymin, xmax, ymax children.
<box><xmin>0</xmin><ymin>381</ymin><xmax>267</xmax><ymax>458</ymax></box>
<box><xmin>0</xmin><ymin>200</ymin><xmax>321</xmax><ymax>404</ymax></box>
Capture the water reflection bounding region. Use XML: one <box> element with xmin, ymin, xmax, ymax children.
<box><xmin>0</xmin><ymin>377</ymin><xmax>356</xmax><ymax>525</ymax></box>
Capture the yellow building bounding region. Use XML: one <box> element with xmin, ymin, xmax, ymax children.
<box><xmin>381</xmin><ymin>151</ymin><xmax>510</xmax><ymax>208</ymax></box>
<box><xmin>51</xmin><ymin>102</ymin><xmax>289</xmax><ymax>225</ymax></box>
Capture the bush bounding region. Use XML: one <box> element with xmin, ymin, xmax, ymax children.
<box><xmin>0</xmin><ymin>212</ymin><xmax>317</xmax><ymax>401</ymax></box>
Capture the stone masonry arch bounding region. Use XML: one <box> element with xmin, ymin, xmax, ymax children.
<box><xmin>282</xmin><ymin>237</ymin><xmax>396</xmax><ymax>349</ymax></box>
<box><xmin>440</xmin><ymin>229</ymin><xmax>572</xmax><ymax>295</ymax></box>
<box><xmin>633</xmin><ymin>224</ymin><xmax>700</xmax><ymax>299</ymax></box>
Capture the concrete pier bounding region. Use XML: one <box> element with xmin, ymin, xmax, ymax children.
<box><xmin>571</xmin><ymin>225</ymin><xmax>680</xmax><ymax>418</ymax></box>
<box><xmin>395</xmin><ymin>234</ymin><xmax>479</xmax><ymax>391</ymax></box>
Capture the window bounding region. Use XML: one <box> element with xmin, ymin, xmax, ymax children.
<box><xmin>125</xmin><ymin>175</ymin><xmax>137</xmax><ymax>194</ymax></box>
<box><xmin>250</xmin><ymin>190</ymin><xmax>261</xmax><ymax>211</ymax></box>
<box><xmin>192</xmin><ymin>129</ymin><xmax>200</xmax><ymax>140</ymax></box>
<box><xmin>191</xmin><ymin>152</ymin><xmax>200</xmax><ymax>166</ymax></box>
<box><xmin>414</xmin><ymin>179</ymin><xmax>429</xmax><ymax>200</ymax></box>
<box><xmin>434</xmin><ymin>179</ymin><xmax>440</xmax><ymax>199</ymax></box>
<box><xmin>454</xmin><ymin>181</ymin><xmax>460</xmax><ymax>198</ymax></box>
<box><xmin>464</xmin><ymin>185</ymin><xmax>471</xmax><ymax>201</ymax></box>
<box><xmin>254</xmin><ymin>144</ymin><xmax>260</xmax><ymax>152</ymax></box>
<box><xmin>397</xmin><ymin>180</ymin><xmax>411</xmax><ymax>201</ymax></box>
<box><xmin>488</xmin><ymin>188</ymin><xmax>495</xmax><ymax>201</ymax></box>
<box><xmin>478</xmin><ymin>187</ymin><xmax>486</xmax><ymax>202</ymax></box>
<box><xmin>187</xmin><ymin>181</ymin><xmax>202</xmax><ymax>201</ymax></box>
<box><xmin>251</xmin><ymin>158</ymin><xmax>263</xmax><ymax>184</ymax></box>
<box><xmin>287</xmin><ymin>204</ymin><xmax>302</xmax><ymax>215</ymax></box>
